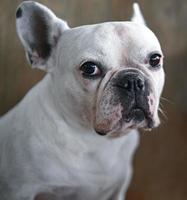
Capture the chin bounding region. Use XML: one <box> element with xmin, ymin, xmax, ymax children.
<box><xmin>94</xmin><ymin>111</ymin><xmax>160</xmax><ymax>138</ymax></box>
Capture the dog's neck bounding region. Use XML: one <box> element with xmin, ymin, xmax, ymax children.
<box><xmin>33</xmin><ymin>74</ymin><xmax>83</xmax><ymax>129</ymax></box>
<box><xmin>27</xmin><ymin>74</ymin><xmax>134</xmax><ymax>149</ymax></box>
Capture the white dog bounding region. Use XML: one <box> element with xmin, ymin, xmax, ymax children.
<box><xmin>0</xmin><ymin>1</ymin><xmax>164</xmax><ymax>200</ymax></box>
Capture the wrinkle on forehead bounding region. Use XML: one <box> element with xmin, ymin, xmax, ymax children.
<box><xmin>85</xmin><ymin>22</ymin><xmax>160</xmax><ymax>56</ymax></box>
<box><xmin>65</xmin><ymin>23</ymin><xmax>123</xmax><ymax>68</ymax></box>
<box><xmin>60</xmin><ymin>22</ymin><xmax>161</xmax><ymax>71</ymax></box>
<box><xmin>114</xmin><ymin>22</ymin><xmax>161</xmax><ymax>47</ymax></box>
<box><xmin>113</xmin><ymin>22</ymin><xmax>162</xmax><ymax>69</ymax></box>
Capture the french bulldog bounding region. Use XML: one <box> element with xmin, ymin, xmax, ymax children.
<box><xmin>0</xmin><ymin>1</ymin><xmax>165</xmax><ymax>200</ymax></box>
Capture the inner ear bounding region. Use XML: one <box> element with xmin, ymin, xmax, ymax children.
<box><xmin>16</xmin><ymin>1</ymin><xmax>69</xmax><ymax>71</ymax></box>
<box><xmin>28</xmin><ymin>6</ymin><xmax>52</xmax><ymax>60</ymax></box>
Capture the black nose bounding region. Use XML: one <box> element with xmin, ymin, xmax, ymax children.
<box><xmin>116</xmin><ymin>72</ymin><xmax>145</xmax><ymax>92</ymax></box>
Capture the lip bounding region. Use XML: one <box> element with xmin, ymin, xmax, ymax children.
<box><xmin>95</xmin><ymin>107</ymin><xmax>155</xmax><ymax>136</ymax></box>
<box><xmin>124</xmin><ymin>107</ymin><xmax>154</xmax><ymax>128</ymax></box>
<box><xmin>95</xmin><ymin>113</ymin><xmax>154</xmax><ymax>136</ymax></box>
<box><xmin>125</xmin><ymin>108</ymin><xmax>145</xmax><ymax>122</ymax></box>
<box><xmin>94</xmin><ymin>118</ymin><xmax>123</xmax><ymax>136</ymax></box>
<box><xmin>95</xmin><ymin>130</ymin><xmax>108</xmax><ymax>136</ymax></box>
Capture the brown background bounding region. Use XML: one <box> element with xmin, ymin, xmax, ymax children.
<box><xmin>0</xmin><ymin>0</ymin><xmax>187</xmax><ymax>199</ymax></box>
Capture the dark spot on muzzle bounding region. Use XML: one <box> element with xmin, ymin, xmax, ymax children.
<box><xmin>112</xmin><ymin>69</ymin><xmax>152</xmax><ymax>124</ymax></box>
<box><xmin>16</xmin><ymin>7</ymin><xmax>22</xmax><ymax>18</ymax></box>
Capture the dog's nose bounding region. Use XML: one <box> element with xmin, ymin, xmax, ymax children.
<box><xmin>116</xmin><ymin>72</ymin><xmax>145</xmax><ymax>93</ymax></box>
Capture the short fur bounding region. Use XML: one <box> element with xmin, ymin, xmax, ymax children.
<box><xmin>0</xmin><ymin>2</ymin><xmax>164</xmax><ymax>200</ymax></box>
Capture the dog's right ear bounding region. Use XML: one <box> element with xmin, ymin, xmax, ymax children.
<box><xmin>16</xmin><ymin>1</ymin><xmax>70</xmax><ymax>72</ymax></box>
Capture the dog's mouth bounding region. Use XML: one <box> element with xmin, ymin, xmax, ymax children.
<box><xmin>125</xmin><ymin>107</ymin><xmax>146</xmax><ymax>123</ymax></box>
<box><xmin>94</xmin><ymin>105</ymin><xmax>155</xmax><ymax>137</ymax></box>
<box><xmin>94</xmin><ymin>69</ymin><xmax>158</xmax><ymax>136</ymax></box>
<box><xmin>124</xmin><ymin>106</ymin><xmax>154</xmax><ymax>128</ymax></box>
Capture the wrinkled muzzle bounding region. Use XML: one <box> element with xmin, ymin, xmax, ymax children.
<box><xmin>94</xmin><ymin>69</ymin><xmax>158</xmax><ymax>136</ymax></box>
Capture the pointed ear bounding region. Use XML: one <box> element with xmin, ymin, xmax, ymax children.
<box><xmin>16</xmin><ymin>1</ymin><xmax>70</xmax><ymax>72</ymax></box>
<box><xmin>131</xmin><ymin>3</ymin><xmax>146</xmax><ymax>25</ymax></box>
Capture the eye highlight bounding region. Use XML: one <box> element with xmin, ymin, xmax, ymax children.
<box><xmin>149</xmin><ymin>53</ymin><xmax>162</xmax><ymax>68</ymax></box>
<box><xmin>80</xmin><ymin>61</ymin><xmax>102</xmax><ymax>78</ymax></box>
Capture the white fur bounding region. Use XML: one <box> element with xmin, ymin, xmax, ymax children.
<box><xmin>0</xmin><ymin>75</ymin><xmax>139</xmax><ymax>199</ymax></box>
<box><xmin>131</xmin><ymin>3</ymin><xmax>146</xmax><ymax>25</ymax></box>
<box><xmin>0</xmin><ymin>2</ymin><xmax>164</xmax><ymax>200</ymax></box>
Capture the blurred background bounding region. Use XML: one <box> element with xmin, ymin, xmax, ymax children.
<box><xmin>0</xmin><ymin>0</ymin><xmax>187</xmax><ymax>199</ymax></box>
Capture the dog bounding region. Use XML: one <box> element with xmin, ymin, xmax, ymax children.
<box><xmin>0</xmin><ymin>1</ymin><xmax>165</xmax><ymax>200</ymax></box>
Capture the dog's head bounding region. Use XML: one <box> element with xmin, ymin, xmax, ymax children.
<box><xmin>16</xmin><ymin>2</ymin><xmax>165</xmax><ymax>137</ymax></box>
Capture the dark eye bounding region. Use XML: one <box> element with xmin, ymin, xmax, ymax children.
<box><xmin>149</xmin><ymin>53</ymin><xmax>162</xmax><ymax>68</ymax></box>
<box><xmin>80</xmin><ymin>62</ymin><xmax>102</xmax><ymax>78</ymax></box>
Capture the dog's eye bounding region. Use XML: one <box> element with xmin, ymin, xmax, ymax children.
<box><xmin>149</xmin><ymin>53</ymin><xmax>162</xmax><ymax>68</ymax></box>
<box><xmin>80</xmin><ymin>62</ymin><xmax>102</xmax><ymax>78</ymax></box>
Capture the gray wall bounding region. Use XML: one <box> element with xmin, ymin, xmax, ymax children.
<box><xmin>0</xmin><ymin>0</ymin><xmax>187</xmax><ymax>199</ymax></box>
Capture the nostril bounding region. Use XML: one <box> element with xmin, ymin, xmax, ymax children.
<box><xmin>136</xmin><ymin>79</ymin><xmax>145</xmax><ymax>91</ymax></box>
<box><xmin>124</xmin><ymin>80</ymin><xmax>132</xmax><ymax>91</ymax></box>
<box><xmin>115</xmin><ymin>72</ymin><xmax>145</xmax><ymax>92</ymax></box>
<box><xmin>115</xmin><ymin>80</ymin><xmax>133</xmax><ymax>91</ymax></box>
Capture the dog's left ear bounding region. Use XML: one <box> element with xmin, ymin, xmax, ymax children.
<box><xmin>131</xmin><ymin>3</ymin><xmax>146</xmax><ymax>25</ymax></box>
<box><xmin>16</xmin><ymin>1</ymin><xmax>70</xmax><ymax>72</ymax></box>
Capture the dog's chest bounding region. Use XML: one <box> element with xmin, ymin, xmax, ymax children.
<box><xmin>32</xmin><ymin>132</ymin><xmax>138</xmax><ymax>199</ymax></box>
<box><xmin>39</xmin><ymin>152</ymin><xmax>125</xmax><ymax>200</ymax></box>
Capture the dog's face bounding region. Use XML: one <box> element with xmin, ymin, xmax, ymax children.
<box><xmin>16</xmin><ymin>2</ymin><xmax>164</xmax><ymax>137</ymax></box>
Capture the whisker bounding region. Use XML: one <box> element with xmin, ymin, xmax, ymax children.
<box><xmin>160</xmin><ymin>96</ymin><xmax>173</xmax><ymax>104</ymax></box>
<box><xmin>158</xmin><ymin>107</ymin><xmax>168</xmax><ymax>121</ymax></box>
<box><xmin>159</xmin><ymin>102</ymin><xmax>164</xmax><ymax>108</ymax></box>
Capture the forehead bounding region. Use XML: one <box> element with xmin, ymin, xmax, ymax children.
<box><xmin>61</xmin><ymin>22</ymin><xmax>161</xmax><ymax>66</ymax></box>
